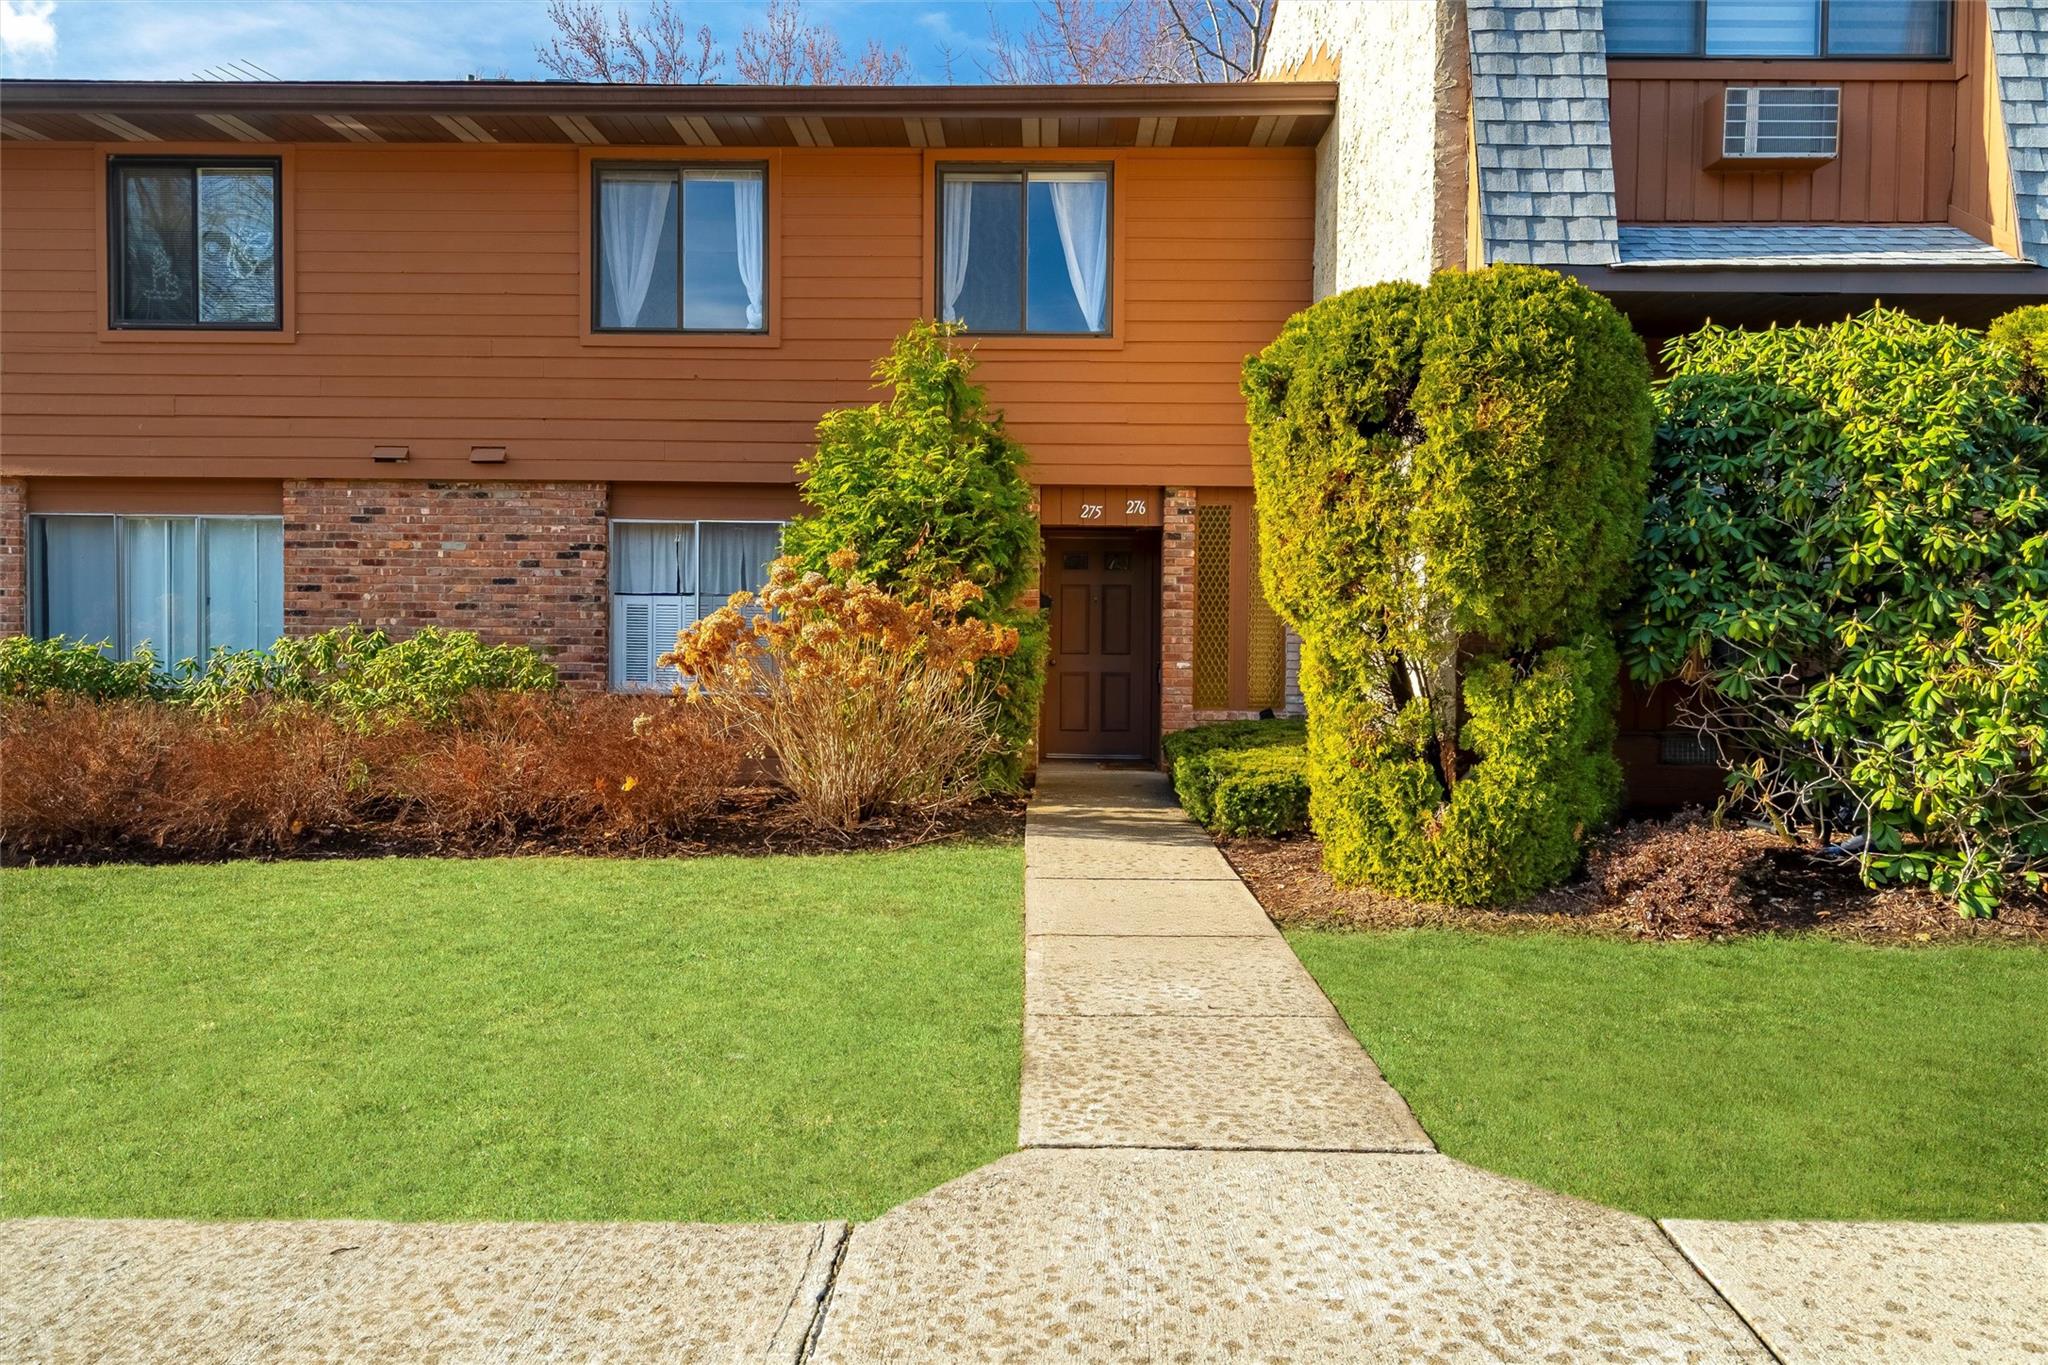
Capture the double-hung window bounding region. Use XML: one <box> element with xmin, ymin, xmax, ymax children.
<box><xmin>28</xmin><ymin>514</ymin><xmax>285</xmax><ymax>665</ymax></box>
<box><xmin>610</xmin><ymin>520</ymin><xmax>784</xmax><ymax>689</ymax></box>
<box><xmin>109</xmin><ymin>158</ymin><xmax>282</xmax><ymax>329</ymax></box>
<box><xmin>1604</xmin><ymin>0</ymin><xmax>1951</xmax><ymax>58</ymax></box>
<box><xmin>593</xmin><ymin>164</ymin><xmax>767</xmax><ymax>333</ymax></box>
<box><xmin>938</xmin><ymin>166</ymin><xmax>1111</xmax><ymax>336</ymax></box>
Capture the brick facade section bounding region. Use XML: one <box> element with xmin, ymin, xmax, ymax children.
<box><xmin>1160</xmin><ymin>487</ymin><xmax>1198</xmax><ymax>741</ymax></box>
<box><xmin>0</xmin><ymin>478</ymin><xmax>24</xmax><ymax>638</ymax></box>
<box><xmin>282</xmin><ymin>480</ymin><xmax>610</xmax><ymax>687</ymax></box>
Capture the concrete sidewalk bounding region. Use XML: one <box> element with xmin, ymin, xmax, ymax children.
<box><xmin>0</xmin><ymin>1217</ymin><xmax>842</xmax><ymax>1364</ymax></box>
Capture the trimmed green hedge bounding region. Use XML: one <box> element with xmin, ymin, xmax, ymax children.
<box><xmin>1163</xmin><ymin>719</ymin><xmax>1310</xmax><ymax>837</ymax></box>
<box><xmin>1242</xmin><ymin>265</ymin><xmax>1651</xmax><ymax>905</ymax></box>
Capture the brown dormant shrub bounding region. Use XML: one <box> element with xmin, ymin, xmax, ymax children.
<box><xmin>2</xmin><ymin>693</ymin><xmax>739</xmax><ymax>860</ymax></box>
<box><xmin>669</xmin><ymin>553</ymin><xmax>1018</xmax><ymax>832</ymax></box>
<box><xmin>1588</xmin><ymin>812</ymin><xmax>1772</xmax><ymax>939</ymax></box>
<box><xmin>0</xmin><ymin>700</ymin><xmax>362</xmax><ymax>858</ymax></box>
<box><xmin>374</xmin><ymin>692</ymin><xmax>739</xmax><ymax>846</ymax></box>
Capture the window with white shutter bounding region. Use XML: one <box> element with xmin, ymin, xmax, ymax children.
<box><xmin>609</xmin><ymin>518</ymin><xmax>781</xmax><ymax>691</ymax></box>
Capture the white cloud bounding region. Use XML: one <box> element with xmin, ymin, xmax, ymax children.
<box><xmin>1</xmin><ymin>0</ymin><xmax>58</xmax><ymax>63</ymax></box>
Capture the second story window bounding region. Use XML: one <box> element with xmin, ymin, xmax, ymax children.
<box><xmin>939</xmin><ymin>167</ymin><xmax>1110</xmax><ymax>336</ymax></box>
<box><xmin>594</xmin><ymin>164</ymin><xmax>766</xmax><ymax>333</ymax></box>
<box><xmin>110</xmin><ymin>158</ymin><xmax>281</xmax><ymax>329</ymax></box>
<box><xmin>1605</xmin><ymin>1</ymin><xmax>1950</xmax><ymax>59</ymax></box>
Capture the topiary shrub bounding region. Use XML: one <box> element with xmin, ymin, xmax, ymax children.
<box><xmin>782</xmin><ymin>322</ymin><xmax>1046</xmax><ymax>789</ymax></box>
<box><xmin>1624</xmin><ymin>306</ymin><xmax>2048</xmax><ymax>915</ymax></box>
<box><xmin>1162</xmin><ymin>718</ymin><xmax>1307</xmax><ymax>831</ymax></box>
<box><xmin>1243</xmin><ymin>265</ymin><xmax>1652</xmax><ymax>905</ymax></box>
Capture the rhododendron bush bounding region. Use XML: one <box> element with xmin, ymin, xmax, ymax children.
<box><xmin>670</xmin><ymin>552</ymin><xmax>1019</xmax><ymax>831</ymax></box>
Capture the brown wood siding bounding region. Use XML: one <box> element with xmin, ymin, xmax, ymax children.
<box><xmin>0</xmin><ymin>143</ymin><xmax>1311</xmax><ymax>489</ymax></box>
<box><xmin>1609</xmin><ymin>73</ymin><xmax>1958</xmax><ymax>224</ymax></box>
<box><xmin>1950</xmin><ymin>3</ymin><xmax>2018</xmax><ymax>250</ymax></box>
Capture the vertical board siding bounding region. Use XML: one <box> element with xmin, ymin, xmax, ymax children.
<box><xmin>1610</xmin><ymin>77</ymin><xmax>1958</xmax><ymax>223</ymax></box>
<box><xmin>0</xmin><ymin>144</ymin><xmax>1313</xmax><ymax>488</ymax></box>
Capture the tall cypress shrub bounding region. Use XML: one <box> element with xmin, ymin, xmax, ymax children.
<box><xmin>1243</xmin><ymin>265</ymin><xmax>1653</xmax><ymax>904</ymax></box>
<box><xmin>783</xmin><ymin>322</ymin><xmax>1047</xmax><ymax>788</ymax></box>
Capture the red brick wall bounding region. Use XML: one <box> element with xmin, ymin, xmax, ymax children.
<box><xmin>282</xmin><ymin>480</ymin><xmax>609</xmax><ymax>687</ymax></box>
<box><xmin>0</xmin><ymin>478</ymin><xmax>23</xmax><ymax>638</ymax></box>
<box><xmin>1160</xmin><ymin>487</ymin><xmax>1197</xmax><ymax>740</ymax></box>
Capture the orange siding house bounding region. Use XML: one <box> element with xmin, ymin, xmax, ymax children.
<box><xmin>0</xmin><ymin>82</ymin><xmax>1333</xmax><ymax>759</ymax></box>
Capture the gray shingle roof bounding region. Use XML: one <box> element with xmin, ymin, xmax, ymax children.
<box><xmin>1990</xmin><ymin>0</ymin><xmax>2048</xmax><ymax>266</ymax></box>
<box><xmin>1617</xmin><ymin>225</ymin><xmax>2028</xmax><ymax>269</ymax></box>
<box><xmin>1467</xmin><ymin>0</ymin><xmax>1618</xmax><ymax>268</ymax></box>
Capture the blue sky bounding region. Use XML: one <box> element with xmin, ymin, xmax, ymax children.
<box><xmin>0</xmin><ymin>0</ymin><xmax>1012</xmax><ymax>83</ymax></box>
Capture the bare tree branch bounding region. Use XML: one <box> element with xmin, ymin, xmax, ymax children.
<box><xmin>987</xmin><ymin>0</ymin><xmax>1270</xmax><ymax>83</ymax></box>
<box><xmin>537</xmin><ymin>0</ymin><xmax>723</xmax><ymax>83</ymax></box>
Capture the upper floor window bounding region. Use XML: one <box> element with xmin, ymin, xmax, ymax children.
<box><xmin>1605</xmin><ymin>0</ymin><xmax>1950</xmax><ymax>59</ymax></box>
<box><xmin>109</xmin><ymin>158</ymin><xmax>281</xmax><ymax>329</ymax></box>
<box><xmin>594</xmin><ymin>164</ymin><xmax>766</xmax><ymax>333</ymax></box>
<box><xmin>29</xmin><ymin>513</ymin><xmax>284</xmax><ymax>664</ymax></box>
<box><xmin>939</xmin><ymin>167</ymin><xmax>1110</xmax><ymax>336</ymax></box>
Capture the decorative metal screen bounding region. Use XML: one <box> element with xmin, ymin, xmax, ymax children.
<box><xmin>1247</xmin><ymin>516</ymin><xmax>1286</xmax><ymax>710</ymax></box>
<box><xmin>1195</xmin><ymin>504</ymin><xmax>1232</xmax><ymax>710</ymax></box>
<box><xmin>1659</xmin><ymin>730</ymin><xmax>1717</xmax><ymax>766</ymax></box>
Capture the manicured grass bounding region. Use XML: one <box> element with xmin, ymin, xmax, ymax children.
<box><xmin>3</xmin><ymin>845</ymin><xmax>1021</xmax><ymax>1224</ymax></box>
<box><xmin>1290</xmin><ymin>928</ymin><xmax>2048</xmax><ymax>1222</ymax></box>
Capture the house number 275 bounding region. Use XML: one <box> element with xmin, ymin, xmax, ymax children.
<box><xmin>1081</xmin><ymin>503</ymin><xmax>1104</xmax><ymax>519</ymax></box>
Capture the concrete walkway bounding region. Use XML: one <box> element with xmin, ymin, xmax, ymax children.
<box><xmin>811</xmin><ymin>764</ymin><xmax>1776</xmax><ymax>1362</ymax></box>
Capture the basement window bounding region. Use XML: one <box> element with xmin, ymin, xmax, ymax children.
<box><xmin>109</xmin><ymin>158</ymin><xmax>282</xmax><ymax>329</ymax></box>
<box><xmin>610</xmin><ymin>519</ymin><xmax>784</xmax><ymax>690</ymax></box>
<box><xmin>29</xmin><ymin>514</ymin><xmax>284</xmax><ymax>664</ymax></box>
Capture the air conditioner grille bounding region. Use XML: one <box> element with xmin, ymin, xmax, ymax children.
<box><xmin>1724</xmin><ymin>86</ymin><xmax>1840</xmax><ymax>159</ymax></box>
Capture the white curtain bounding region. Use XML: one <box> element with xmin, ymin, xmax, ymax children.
<box><xmin>730</xmin><ymin>173</ymin><xmax>765</xmax><ymax>329</ymax></box>
<box><xmin>600</xmin><ymin>174</ymin><xmax>674</xmax><ymax>329</ymax></box>
<box><xmin>941</xmin><ymin>176</ymin><xmax>975</xmax><ymax>324</ymax></box>
<box><xmin>121</xmin><ymin>517</ymin><xmax>200</xmax><ymax>665</ymax></box>
<box><xmin>33</xmin><ymin>516</ymin><xmax>119</xmax><ymax>648</ymax></box>
<box><xmin>698</xmin><ymin>523</ymin><xmax>782</xmax><ymax>613</ymax></box>
<box><xmin>612</xmin><ymin>522</ymin><xmax>693</xmax><ymax>595</ymax></box>
<box><xmin>202</xmin><ymin>519</ymin><xmax>284</xmax><ymax>655</ymax></box>
<box><xmin>1043</xmin><ymin>173</ymin><xmax>1109</xmax><ymax>332</ymax></box>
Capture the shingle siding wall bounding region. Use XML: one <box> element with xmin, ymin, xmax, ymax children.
<box><xmin>1989</xmin><ymin>0</ymin><xmax>2048</xmax><ymax>266</ymax></box>
<box><xmin>1468</xmin><ymin>0</ymin><xmax>1619</xmax><ymax>267</ymax></box>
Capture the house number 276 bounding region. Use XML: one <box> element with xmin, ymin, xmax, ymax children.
<box><xmin>1126</xmin><ymin>498</ymin><xmax>1147</xmax><ymax>516</ymax></box>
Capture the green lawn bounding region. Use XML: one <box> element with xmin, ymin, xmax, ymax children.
<box><xmin>1291</xmin><ymin>928</ymin><xmax>2048</xmax><ymax>1222</ymax></box>
<box><xmin>2</xmin><ymin>845</ymin><xmax>1022</xmax><ymax>1224</ymax></box>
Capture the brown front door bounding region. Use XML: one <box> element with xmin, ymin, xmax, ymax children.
<box><xmin>1041</xmin><ymin>533</ymin><xmax>1157</xmax><ymax>759</ymax></box>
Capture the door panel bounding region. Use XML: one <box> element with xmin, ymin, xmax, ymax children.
<box><xmin>1041</xmin><ymin>534</ymin><xmax>1157</xmax><ymax>758</ymax></box>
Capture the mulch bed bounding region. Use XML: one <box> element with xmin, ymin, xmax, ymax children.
<box><xmin>1223</xmin><ymin>818</ymin><xmax>2048</xmax><ymax>946</ymax></box>
<box><xmin>1</xmin><ymin>790</ymin><xmax>1028</xmax><ymax>868</ymax></box>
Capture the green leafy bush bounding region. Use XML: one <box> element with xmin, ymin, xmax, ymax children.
<box><xmin>782</xmin><ymin>322</ymin><xmax>1046</xmax><ymax>789</ymax></box>
<box><xmin>1624</xmin><ymin>306</ymin><xmax>2048</xmax><ymax>915</ymax></box>
<box><xmin>0</xmin><ymin>636</ymin><xmax>169</xmax><ymax>703</ymax></box>
<box><xmin>3</xmin><ymin>626</ymin><xmax>556</xmax><ymax>727</ymax></box>
<box><xmin>1989</xmin><ymin>303</ymin><xmax>2048</xmax><ymax>401</ymax></box>
<box><xmin>1163</xmin><ymin>718</ymin><xmax>1306</xmax><ymax>828</ymax></box>
<box><xmin>1243</xmin><ymin>265</ymin><xmax>1652</xmax><ymax>905</ymax></box>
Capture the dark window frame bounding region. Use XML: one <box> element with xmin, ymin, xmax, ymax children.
<box><xmin>590</xmin><ymin>160</ymin><xmax>770</xmax><ymax>336</ymax></box>
<box><xmin>1604</xmin><ymin>0</ymin><xmax>1953</xmax><ymax>60</ymax></box>
<box><xmin>106</xmin><ymin>155</ymin><xmax>284</xmax><ymax>332</ymax></box>
<box><xmin>934</xmin><ymin>162</ymin><xmax>1115</xmax><ymax>338</ymax></box>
